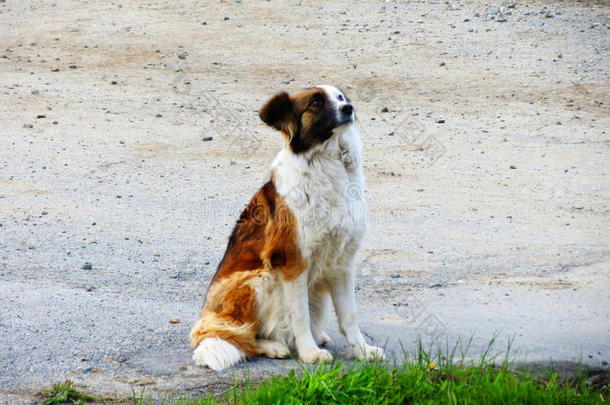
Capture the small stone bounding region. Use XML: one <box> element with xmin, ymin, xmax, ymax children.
<box><xmin>435</xmin><ymin>119</ymin><xmax>445</xmax><ymax>123</ymax></box>
<box><xmin>23</xmin><ymin>123</ymin><xmax>33</xmax><ymax>128</ymax></box>
<box><xmin>69</xmin><ymin>64</ymin><xmax>77</xmax><ymax>69</ymax></box>
<box><xmin>224</xmin><ymin>16</ymin><xmax>230</xmax><ymax>20</ymax></box>
<box><xmin>497</xmin><ymin>18</ymin><xmax>507</xmax><ymax>23</ymax></box>
<box><xmin>439</xmin><ymin>62</ymin><xmax>445</xmax><ymax>66</ymax></box>
<box><xmin>50</xmin><ymin>68</ymin><xmax>60</xmax><ymax>72</ymax></box>
<box><xmin>155</xmin><ymin>113</ymin><xmax>162</xmax><ymax>117</ymax></box>
<box><xmin>82</xmin><ymin>262</ymin><xmax>93</xmax><ymax>270</ymax></box>
<box><xmin>52</xmin><ymin>121</ymin><xmax>58</xmax><ymax>125</ymax></box>
<box><xmin>509</xmin><ymin>165</ymin><xmax>517</xmax><ymax>169</ymax></box>
<box><xmin>381</xmin><ymin>107</ymin><xmax>389</xmax><ymax>112</ymax></box>
<box><xmin>169</xmin><ymin>317</ymin><xmax>181</xmax><ymax>324</ymax></box>
<box><xmin>390</xmin><ymin>274</ymin><xmax>401</xmax><ymax>279</ymax></box>
<box><xmin>36</xmin><ymin>114</ymin><xmax>46</xmax><ymax>119</ymax></box>
<box><xmin>202</xmin><ymin>136</ymin><xmax>213</xmax><ymax>141</ymax></box>
<box><xmin>177</xmin><ymin>51</ymin><xmax>188</xmax><ymax>60</ymax></box>
<box><xmin>110</xmin><ymin>80</ymin><xmax>117</xmax><ymax>85</ymax></box>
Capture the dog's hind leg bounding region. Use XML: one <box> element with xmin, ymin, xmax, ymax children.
<box><xmin>190</xmin><ymin>272</ymin><xmax>263</xmax><ymax>371</ymax></box>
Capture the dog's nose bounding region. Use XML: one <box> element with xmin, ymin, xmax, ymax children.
<box><xmin>340</xmin><ymin>104</ymin><xmax>353</xmax><ymax>115</ymax></box>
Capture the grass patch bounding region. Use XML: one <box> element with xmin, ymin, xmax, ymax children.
<box><xmin>40</xmin><ymin>380</ymin><xmax>100</xmax><ymax>404</ymax></box>
<box><xmin>178</xmin><ymin>340</ymin><xmax>608</xmax><ymax>405</ymax></box>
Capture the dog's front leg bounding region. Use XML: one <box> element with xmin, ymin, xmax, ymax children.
<box><xmin>330</xmin><ymin>270</ymin><xmax>385</xmax><ymax>361</ymax></box>
<box><xmin>284</xmin><ymin>272</ymin><xmax>333</xmax><ymax>364</ymax></box>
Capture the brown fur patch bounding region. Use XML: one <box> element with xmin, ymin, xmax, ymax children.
<box><xmin>213</xmin><ymin>179</ymin><xmax>304</xmax><ymax>282</ymax></box>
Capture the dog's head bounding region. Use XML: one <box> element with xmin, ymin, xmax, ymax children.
<box><xmin>259</xmin><ymin>85</ymin><xmax>354</xmax><ymax>154</ymax></box>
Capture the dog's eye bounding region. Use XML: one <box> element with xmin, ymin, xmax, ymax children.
<box><xmin>310</xmin><ymin>95</ymin><xmax>324</xmax><ymax>107</ymax></box>
<box><xmin>338</xmin><ymin>94</ymin><xmax>344</xmax><ymax>101</ymax></box>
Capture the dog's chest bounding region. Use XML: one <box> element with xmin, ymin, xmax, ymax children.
<box><xmin>298</xmin><ymin>170</ymin><xmax>365</xmax><ymax>252</ymax></box>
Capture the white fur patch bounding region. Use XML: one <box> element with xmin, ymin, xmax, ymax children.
<box><xmin>192</xmin><ymin>338</ymin><xmax>245</xmax><ymax>371</ymax></box>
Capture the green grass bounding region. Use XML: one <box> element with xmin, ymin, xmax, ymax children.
<box><xmin>40</xmin><ymin>380</ymin><xmax>101</xmax><ymax>404</ymax></box>
<box><xmin>179</xmin><ymin>339</ymin><xmax>608</xmax><ymax>405</ymax></box>
<box><xmin>203</xmin><ymin>361</ymin><xmax>605</xmax><ymax>405</ymax></box>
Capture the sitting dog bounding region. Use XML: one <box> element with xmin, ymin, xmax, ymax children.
<box><xmin>189</xmin><ymin>85</ymin><xmax>384</xmax><ymax>371</ymax></box>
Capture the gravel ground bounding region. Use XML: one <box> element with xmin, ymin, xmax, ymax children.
<box><xmin>1</xmin><ymin>0</ymin><xmax>609</xmax><ymax>402</ymax></box>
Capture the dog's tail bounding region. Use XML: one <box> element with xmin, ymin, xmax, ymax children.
<box><xmin>190</xmin><ymin>314</ymin><xmax>260</xmax><ymax>371</ymax></box>
<box><xmin>192</xmin><ymin>336</ymin><xmax>245</xmax><ymax>371</ymax></box>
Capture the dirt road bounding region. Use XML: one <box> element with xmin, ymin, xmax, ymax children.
<box><xmin>1</xmin><ymin>0</ymin><xmax>609</xmax><ymax>402</ymax></box>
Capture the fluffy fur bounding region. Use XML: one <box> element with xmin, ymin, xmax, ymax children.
<box><xmin>190</xmin><ymin>85</ymin><xmax>384</xmax><ymax>370</ymax></box>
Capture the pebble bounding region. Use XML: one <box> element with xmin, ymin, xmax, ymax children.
<box><xmin>381</xmin><ymin>107</ymin><xmax>389</xmax><ymax>112</ymax></box>
<box><xmin>36</xmin><ymin>114</ymin><xmax>46</xmax><ymax>119</ymax></box>
<box><xmin>169</xmin><ymin>317</ymin><xmax>181</xmax><ymax>324</ymax></box>
<box><xmin>110</xmin><ymin>80</ymin><xmax>117</xmax><ymax>85</ymax></box>
<box><xmin>202</xmin><ymin>136</ymin><xmax>213</xmax><ymax>141</ymax></box>
<box><xmin>155</xmin><ymin>113</ymin><xmax>163</xmax><ymax>117</ymax></box>
<box><xmin>390</xmin><ymin>274</ymin><xmax>401</xmax><ymax>279</ymax></box>
<box><xmin>23</xmin><ymin>123</ymin><xmax>33</xmax><ymax>128</ymax></box>
<box><xmin>177</xmin><ymin>51</ymin><xmax>188</xmax><ymax>60</ymax></box>
<box><xmin>82</xmin><ymin>262</ymin><xmax>93</xmax><ymax>270</ymax></box>
<box><xmin>497</xmin><ymin>18</ymin><xmax>507</xmax><ymax>23</ymax></box>
<box><xmin>510</xmin><ymin>165</ymin><xmax>517</xmax><ymax>169</ymax></box>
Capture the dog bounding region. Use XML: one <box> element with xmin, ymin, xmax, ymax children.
<box><xmin>189</xmin><ymin>85</ymin><xmax>384</xmax><ymax>371</ymax></box>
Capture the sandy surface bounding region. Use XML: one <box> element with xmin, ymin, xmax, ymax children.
<box><xmin>1</xmin><ymin>0</ymin><xmax>609</xmax><ymax>402</ymax></box>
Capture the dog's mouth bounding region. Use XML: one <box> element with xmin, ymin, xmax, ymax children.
<box><xmin>336</xmin><ymin>114</ymin><xmax>354</xmax><ymax>127</ymax></box>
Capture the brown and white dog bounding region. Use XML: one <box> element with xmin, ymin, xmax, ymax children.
<box><xmin>189</xmin><ymin>85</ymin><xmax>384</xmax><ymax>371</ymax></box>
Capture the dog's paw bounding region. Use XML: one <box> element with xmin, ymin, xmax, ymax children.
<box><xmin>314</xmin><ymin>331</ymin><xmax>332</xmax><ymax>347</ymax></box>
<box><xmin>349</xmin><ymin>344</ymin><xmax>385</xmax><ymax>361</ymax></box>
<box><xmin>299</xmin><ymin>347</ymin><xmax>333</xmax><ymax>364</ymax></box>
<box><xmin>259</xmin><ymin>340</ymin><xmax>290</xmax><ymax>359</ymax></box>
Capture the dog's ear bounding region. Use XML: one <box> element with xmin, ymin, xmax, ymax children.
<box><xmin>259</xmin><ymin>92</ymin><xmax>293</xmax><ymax>131</ymax></box>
